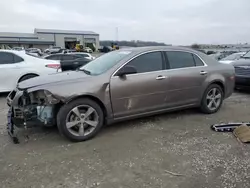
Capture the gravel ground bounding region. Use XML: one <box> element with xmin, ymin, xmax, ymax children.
<box><xmin>0</xmin><ymin>91</ymin><xmax>250</xmax><ymax>188</ymax></box>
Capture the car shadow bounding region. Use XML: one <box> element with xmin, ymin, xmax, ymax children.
<box><xmin>0</xmin><ymin>92</ymin><xmax>9</xmax><ymax>98</ymax></box>
<box><xmin>235</xmin><ymin>89</ymin><xmax>250</xmax><ymax>95</ymax></box>
<box><xmin>101</xmin><ymin>108</ymin><xmax>201</xmax><ymax>134</ymax></box>
<box><xmin>6</xmin><ymin>108</ymin><xmax>201</xmax><ymax>146</ymax></box>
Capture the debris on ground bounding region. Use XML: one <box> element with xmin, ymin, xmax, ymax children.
<box><xmin>211</xmin><ymin>122</ymin><xmax>250</xmax><ymax>143</ymax></box>
<box><xmin>164</xmin><ymin>170</ymin><xmax>185</xmax><ymax>177</ymax></box>
<box><xmin>233</xmin><ymin>124</ymin><xmax>250</xmax><ymax>143</ymax></box>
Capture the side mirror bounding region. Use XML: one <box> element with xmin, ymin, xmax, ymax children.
<box><xmin>116</xmin><ymin>66</ymin><xmax>137</xmax><ymax>77</ymax></box>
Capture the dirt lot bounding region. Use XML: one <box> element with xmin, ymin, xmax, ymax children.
<box><xmin>1</xmin><ymin>92</ymin><xmax>250</xmax><ymax>188</ymax></box>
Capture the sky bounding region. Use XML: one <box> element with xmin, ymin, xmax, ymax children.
<box><xmin>0</xmin><ymin>0</ymin><xmax>249</xmax><ymax>45</ymax></box>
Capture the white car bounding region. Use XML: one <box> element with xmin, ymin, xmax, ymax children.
<box><xmin>44</xmin><ymin>46</ymin><xmax>62</xmax><ymax>54</ymax></box>
<box><xmin>84</xmin><ymin>47</ymin><xmax>93</xmax><ymax>53</ymax></box>
<box><xmin>12</xmin><ymin>47</ymin><xmax>25</xmax><ymax>51</ymax></box>
<box><xmin>0</xmin><ymin>50</ymin><xmax>61</xmax><ymax>92</ymax></box>
<box><xmin>219</xmin><ymin>52</ymin><xmax>246</xmax><ymax>64</ymax></box>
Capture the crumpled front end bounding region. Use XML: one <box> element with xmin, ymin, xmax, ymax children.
<box><xmin>7</xmin><ymin>88</ymin><xmax>61</xmax><ymax>128</ymax></box>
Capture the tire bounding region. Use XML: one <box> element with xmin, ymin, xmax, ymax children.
<box><xmin>18</xmin><ymin>74</ymin><xmax>38</xmax><ymax>83</ymax></box>
<box><xmin>200</xmin><ymin>84</ymin><xmax>224</xmax><ymax>114</ymax></box>
<box><xmin>57</xmin><ymin>98</ymin><xmax>104</xmax><ymax>142</ymax></box>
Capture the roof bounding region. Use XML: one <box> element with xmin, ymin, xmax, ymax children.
<box><xmin>34</xmin><ymin>28</ymin><xmax>99</xmax><ymax>35</ymax></box>
<box><xmin>0</xmin><ymin>49</ymin><xmax>27</xmax><ymax>55</ymax></box>
<box><xmin>0</xmin><ymin>32</ymin><xmax>38</xmax><ymax>39</ymax></box>
<box><xmin>120</xmin><ymin>46</ymin><xmax>199</xmax><ymax>53</ymax></box>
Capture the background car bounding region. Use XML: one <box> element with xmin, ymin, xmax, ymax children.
<box><xmin>8</xmin><ymin>46</ymin><xmax>235</xmax><ymax>142</ymax></box>
<box><xmin>0</xmin><ymin>50</ymin><xmax>61</xmax><ymax>92</ymax></box>
<box><xmin>25</xmin><ymin>48</ymin><xmax>42</xmax><ymax>56</ymax></box>
<box><xmin>232</xmin><ymin>51</ymin><xmax>250</xmax><ymax>90</ymax></box>
<box><xmin>44</xmin><ymin>46</ymin><xmax>62</xmax><ymax>54</ymax></box>
<box><xmin>98</xmin><ymin>46</ymin><xmax>112</xmax><ymax>53</ymax></box>
<box><xmin>43</xmin><ymin>53</ymin><xmax>91</xmax><ymax>71</ymax></box>
<box><xmin>219</xmin><ymin>52</ymin><xmax>246</xmax><ymax>64</ymax></box>
<box><xmin>209</xmin><ymin>52</ymin><xmax>228</xmax><ymax>60</ymax></box>
<box><xmin>84</xmin><ymin>47</ymin><xmax>93</xmax><ymax>53</ymax></box>
<box><xmin>12</xmin><ymin>47</ymin><xmax>25</xmax><ymax>51</ymax></box>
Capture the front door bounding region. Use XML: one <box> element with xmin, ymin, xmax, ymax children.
<box><xmin>110</xmin><ymin>51</ymin><xmax>170</xmax><ymax>118</ymax></box>
<box><xmin>164</xmin><ymin>51</ymin><xmax>208</xmax><ymax>107</ymax></box>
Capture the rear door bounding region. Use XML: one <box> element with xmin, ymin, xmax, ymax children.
<box><xmin>110</xmin><ymin>51</ymin><xmax>170</xmax><ymax>118</ymax></box>
<box><xmin>164</xmin><ymin>51</ymin><xmax>208</xmax><ymax>107</ymax></box>
<box><xmin>0</xmin><ymin>52</ymin><xmax>25</xmax><ymax>92</ymax></box>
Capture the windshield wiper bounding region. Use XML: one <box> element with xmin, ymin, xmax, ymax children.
<box><xmin>79</xmin><ymin>69</ymin><xmax>91</xmax><ymax>75</ymax></box>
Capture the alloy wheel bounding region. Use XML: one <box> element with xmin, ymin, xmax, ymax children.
<box><xmin>206</xmin><ymin>88</ymin><xmax>222</xmax><ymax>111</ymax></box>
<box><xmin>66</xmin><ymin>105</ymin><xmax>99</xmax><ymax>137</ymax></box>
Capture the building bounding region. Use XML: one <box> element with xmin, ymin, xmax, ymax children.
<box><xmin>0</xmin><ymin>28</ymin><xmax>100</xmax><ymax>51</ymax></box>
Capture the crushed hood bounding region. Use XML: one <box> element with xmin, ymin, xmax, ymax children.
<box><xmin>18</xmin><ymin>71</ymin><xmax>91</xmax><ymax>90</ymax></box>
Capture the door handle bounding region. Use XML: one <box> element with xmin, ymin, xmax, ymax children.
<box><xmin>200</xmin><ymin>71</ymin><xmax>207</xmax><ymax>75</ymax></box>
<box><xmin>156</xmin><ymin>75</ymin><xmax>166</xmax><ymax>80</ymax></box>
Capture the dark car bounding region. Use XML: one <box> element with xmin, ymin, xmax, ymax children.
<box><xmin>7</xmin><ymin>46</ymin><xmax>235</xmax><ymax>142</ymax></box>
<box><xmin>232</xmin><ymin>51</ymin><xmax>250</xmax><ymax>89</ymax></box>
<box><xmin>44</xmin><ymin>54</ymin><xmax>91</xmax><ymax>71</ymax></box>
<box><xmin>99</xmin><ymin>46</ymin><xmax>112</xmax><ymax>53</ymax></box>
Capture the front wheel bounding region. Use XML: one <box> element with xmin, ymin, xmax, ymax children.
<box><xmin>57</xmin><ymin>99</ymin><xmax>104</xmax><ymax>142</ymax></box>
<box><xmin>200</xmin><ymin>84</ymin><xmax>224</xmax><ymax>114</ymax></box>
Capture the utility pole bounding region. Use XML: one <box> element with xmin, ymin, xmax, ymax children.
<box><xmin>116</xmin><ymin>27</ymin><xmax>119</xmax><ymax>41</ymax></box>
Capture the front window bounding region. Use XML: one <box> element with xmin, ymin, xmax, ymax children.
<box><xmin>124</xmin><ymin>52</ymin><xmax>163</xmax><ymax>74</ymax></box>
<box><xmin>79</xmin><ymin>50</ymin><xmax>131</xmax><ymax>75</ymax></box>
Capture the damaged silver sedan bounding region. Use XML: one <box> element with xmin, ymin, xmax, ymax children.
<box><xmin>6</xmin><ymin>46</ymin><xmax>235</xmax><ymax>143</ymax></box>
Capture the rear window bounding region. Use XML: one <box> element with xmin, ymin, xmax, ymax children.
<box><xmin>166</xmin><ymin>51</ymin><xmax>195</xmax><ymax>69</ymax></box>
<box><xmin>193</xmin><ymin>54</ymin><xmax>204</xmax><ymax>66</ymax></box>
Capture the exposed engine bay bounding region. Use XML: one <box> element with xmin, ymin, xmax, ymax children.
<box><xmin>13</xmin><ymin>90</ymin><xmax>60</xmax><ymax>126</ymax></box>
<box><xmin>7</xmin><ymin>89</ymin><xmax>61</xmax><ymax>143</ymax></box>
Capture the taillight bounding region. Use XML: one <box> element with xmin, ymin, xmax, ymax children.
<box><xmin>230</xmin><ymin>75</ymin><xmax>235</xmax><ymax>80</ymax></box>
<box><xmin>45</xmin><ymin>64</ymin><xmax>61</xmax><ymax>69</ymax></box>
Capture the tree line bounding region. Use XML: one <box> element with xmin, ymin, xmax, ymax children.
<box><xmin>100</xmin><ymin>40</ymin><xmax>168</xmax><ymax>47</ymax></box>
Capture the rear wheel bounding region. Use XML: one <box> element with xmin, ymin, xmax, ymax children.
<box><xmin>57</xmin><ymin>98</ymin><xmax>104</xmax><ymax>142</ymax></box>
<box><xmin>200</xmin><ymin>84</ymin><xmax>224</xmax><ymax>114</ymax></box>
<box><xmin>18</xmin><ymin>74</ymin><xmax>38</xmax><ymax>83</ymax></box>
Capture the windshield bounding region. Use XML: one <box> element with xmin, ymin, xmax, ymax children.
<box><xmin>79</xmin><ymin>50</ymin><xmax>131</xmax><ymax>75</ymax></box>
<box><xmin>242</xmin><ymin>51</ymin><xmax>250</xmax><ymax>58</ymax></box>
<box><xmin>221</xmin><ymin>53</ymin><xmax>244</xmax><ymax>61</ymax></box>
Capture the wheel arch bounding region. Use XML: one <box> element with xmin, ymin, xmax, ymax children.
<box><xmin>208</xmin><ymin>80</ymin><xmax>225</xmax><ymax>96</ymax></box>
<box><xmin>18</xmin><ymin>73</ymin><xmax>39</xmax><ymax>83</ymax></box>
<box><xmin>65</xmin><ymin>95</ymin><xmax>108</xmax><ymax>121</ymax></box>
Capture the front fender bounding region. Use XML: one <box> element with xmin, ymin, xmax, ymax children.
<box><xmin>26</xmin><ymin>82</ymin><xmax>113</xmax><ymax>119</ymax></box>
